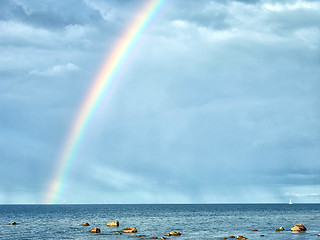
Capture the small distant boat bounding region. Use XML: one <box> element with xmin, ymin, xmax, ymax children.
<box><xmin>289</xmin><ymin>199</ymin><xmax>293</xmax><ymax>204</ymax></box>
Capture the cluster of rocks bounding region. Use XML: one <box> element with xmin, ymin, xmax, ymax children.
<box><xmin>220</xmin><ymin>224</ymin><xmax>309</xmax><ymax>239</ymax></box>
<box><xmin>84</xmin><ymin>220</ymin><xmax>181</xmax><ymax>239</ymax></box>
<box><xmin>9</xmin><ymin>220</ymin><xmax>313</xmax><ymax>238</ymax></box>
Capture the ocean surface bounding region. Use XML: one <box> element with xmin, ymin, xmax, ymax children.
<box><xmin>1</xmin><ymin>204</ymin><xmax>320</xmax><ymax>240</ymax></box>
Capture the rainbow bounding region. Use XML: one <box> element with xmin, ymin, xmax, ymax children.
<box><xmin>44</xmin><ymin>0</ymin><xmax>167</xmax><ymax>204</ymax></box>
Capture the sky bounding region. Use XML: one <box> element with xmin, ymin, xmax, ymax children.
<box><xmin>0</xmin><ymin>0</ymin><xmax>319</xmax><ymax>204</ymax></box>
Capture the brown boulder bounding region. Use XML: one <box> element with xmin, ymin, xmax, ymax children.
<box><xmin>115</xmin><ymin>231</ymin><xmax>122</xmax><ymax>235</ymax></box>
<box><xmin>9</xmin><ymin>222</ymin><xmax>17</xmax><ymax>225</ymax></box>
<box><xmin>275</xmin><ymin>227</ymin><xmax>284</xmax><ymax>231</ymax></box>
<box><xmin>122</xmin><ymin>227</ymin><xmax>137</xmax><ymax>233</ymax></box>
<box><xmin>237</xmin><ymin>236</ymin><xmax>247</xmax><ymax>240</ymax></box>
<box><xmin>89</xmin><ymin>228</ymin><xmax>100</xmax><ymax>233</ymax></box>
<box><xmin>82</xmin><ymin>222</ymin><xmax>89</xmax><ymax>226</ymax></box>
<box><xmin>107</xmin><ymin>220</ymin><xmax>119</xmax><ymax>227</ymax></box>
<box><xmin>170</xmin><ymin>231</ymin><xmax>181</xmax><ymax>236</ymax></box>
<box><xmin>151</xmin><ymin>237</ymin><xmax>158</xmax><ymax>239</ymax></box>
<box><xmin>291</xmin><ymin>224</ymin><xmax>307</xmax><ymax>232</ymax></box>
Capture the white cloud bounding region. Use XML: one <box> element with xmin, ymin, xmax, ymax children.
<box><xmin>263</xmin><ymin>1</ymin><xmax>320</xmax><ymax>12</ymax></box>
<box><xmin>0</xmin><ymin>21</ymin><xmax>95</xmax><ymax>48</ymax></box>
<box><xmin>29</xmin><ymin>63</ymin><xmax>80</xmax><ymax>76</ymax></box>
<box><xmin>285</xmin><ymin>192</ymin><xmax>320</xmax><ymax>197</ymax></box>
<box><xmin>64</xmin><ymin>24</ymin><xmax>95</xmax><ymax>39</ymax></box>
<box><xmin>0</xmin><ymin>21</ymin><xmax>54</xmax><ymax>46</ymax></box>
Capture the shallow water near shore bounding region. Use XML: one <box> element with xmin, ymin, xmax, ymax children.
<box><xmin>1</xmin><ymin>204</ymin><xmax>320</xmax><ymax>240</ymax></box>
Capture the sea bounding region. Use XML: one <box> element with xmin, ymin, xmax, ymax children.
<box><xmin>1</xmin><ymin>204</ymin><xmax>320</xmax><ymax>240</ymax></box>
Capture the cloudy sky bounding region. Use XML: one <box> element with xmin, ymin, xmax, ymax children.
<box><xmin>0</xmin><ymin>0</ymin><xmax>319</xmax><ymax>204</ymax></box>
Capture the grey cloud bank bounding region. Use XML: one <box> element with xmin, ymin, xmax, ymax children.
<box><xmin>0</xmin><ymin>0</ymin><xmax>319</xmax><ymax>204</ymax></box>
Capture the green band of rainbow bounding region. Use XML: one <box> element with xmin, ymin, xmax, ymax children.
<box><xmin>44</xmin><ymin>0</ymin><xmax>167</xmax><ymax>204</ymax></box>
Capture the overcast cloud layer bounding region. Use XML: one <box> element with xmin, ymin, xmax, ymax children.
<box><xmin>0</xmin><ymin>0</ymin><xmax>319</xmax><ymax>204</ymax></box>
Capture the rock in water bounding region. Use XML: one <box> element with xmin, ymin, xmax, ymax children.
<box><xmin>275</xmin><ymin>227</ymin><xmax>284</xmax><ymax>231</ymax></box>
<box><xmin>89</xmin><ymin>228</ymin><xmax>100</xmax><ymax>233</ymax></box>
<box><xmin>9</xmin><ymin>222</ymin><xmax>17</xmax><ymax>225</ymax></box>
<box><xmin>82</xmin><ymin>222</ymin><xmax>89</xmax><ymax>226</ymax></box>
<box><xmin>236</xmin><ymin>236</ymin><xmax>247</xmax><ymax>240</ymax></box>
<box><xmin>291</xmin><ymin>224</ymin><xmax>307</xmax><ymax>232</ymax></box>
<box><xmin>115</xmin><ymin>231</ymin><xmax>122</xmax><ymax>235</ymax></box>
<box><xmin>122</xmin><ymin>227</ymin><xmax>137</xmax><ymax>233</ymax></box>
<box><xmin>170</xmin><ymin>231</ymin><xmax>181</xmax><ymax>236</ymax></box>
<box><xmin>107</xmin><ymin>220</ymin><xmax>119</xmax><ymax>227</ymax></box>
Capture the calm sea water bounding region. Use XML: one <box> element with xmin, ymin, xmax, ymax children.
<box><xmin>0</xmin><ymin>204</ymin><xmax>320</xmax><ymax>240</ymax></box>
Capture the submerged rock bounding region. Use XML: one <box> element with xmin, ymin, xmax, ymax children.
<box><xmin>107</xmin><ymin>220</ymin><xmax>119</xmax><ymax>227</ymax></box>
<box><xmin>229</xmin><ymin>236</ymin><xmax>235</xmax><ymax>239</ymax></box>
<box><xmin>122</xmin><ymin>227</ymin><xmax>137</xmax><ymax>233</ymax></box>
<box><xmin>291</xmin><ymin>224</ymin><xmax>307</xmax><ymax>232</ymax></box>
<box><xmin>115</xmin><ymin>231</ymin><xmax>122</xmax><ymax>235</ymax></box>
<box><xmin>89</xmin><ymin>228</ymin><xmax>100</xmax><ymax>233</ymax></box>
<box><xmin>151</xmin><ymin>237</ymin><xmax>158</xmax><ymax>239</ymax></box>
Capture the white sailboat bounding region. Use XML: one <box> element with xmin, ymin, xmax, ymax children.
<box><xmin>289</xmin><ymin>198</ymin><xmax>293</xmax><ymax>204</ymax></box>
